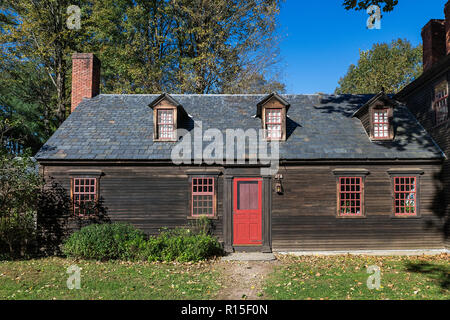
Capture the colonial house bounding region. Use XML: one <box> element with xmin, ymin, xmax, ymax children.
<box><xmin>35</xmin><ymin>4</ymin><xmax>450</xmax><ymax>253</ymax></box>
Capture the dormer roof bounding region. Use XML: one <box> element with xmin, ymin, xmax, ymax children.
<box><xmin>352</xmin><ymin>91</ymin><xmax>398</xmax><ymax>118</ymax></box>
<box><xmin>149</xmin><ymin>93</ymin><xmax>189</xmax><ymax>118</ymax></box>
<box><xmin>256</xmin><ymin>92</ymin><xmax>291</xmax><ymax>118</ymax></box>
<box><xmin>149</xmin><ymin>93</ymin><xmax>182</xmax><ymax>109</ymax></box>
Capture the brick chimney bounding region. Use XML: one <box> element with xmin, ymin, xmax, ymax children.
<box><xmin>421</xmin><ymin>19</ymin><xmax>446</xmax><ymax>72</ymax></box>
<box><xmin>445</xmin><ymin>1</ymin><xmax>450</xmax><ymax>55</ymax></box>
<box><xmin>71</xmin><ymin>53</ymin><xmax>101</xmax><ymax>112</ymax></box>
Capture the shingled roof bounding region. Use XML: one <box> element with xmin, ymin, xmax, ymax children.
<box><xmin>35</xmin><ymin>94</ymin><xmax>444</xmax><ymax>161</ymax></box>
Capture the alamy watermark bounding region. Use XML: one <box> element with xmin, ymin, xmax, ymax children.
<box><xmin>66</xmin><ymin>265</ymin><xmax>81</xmax><ymax>290</ymax></box>
<box><xmin>67</xmin><ymin>5</ymin><xmax>81</xmax><ymax>30</ymax></box>
<box><xmin>170</xmin><ymin>121</ymin><xmax>280</xmax><ymax>176</ymax></box>
<box><xmin>367</xmin><ymin>5</ymin><xmax>381</xmax><ymax>29</ymax></box>
<box><xmin>366</xmin><ymin>265</ymin><xmax>381</xmax><ymax>290</ymax></box>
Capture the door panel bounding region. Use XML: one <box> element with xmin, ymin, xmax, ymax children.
<box><xmin>233</xmin><ymin>178</ymin><xmax>262</xmax><ymax>245</ymax></box>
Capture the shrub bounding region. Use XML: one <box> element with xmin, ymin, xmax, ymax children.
<box><xmin>0</xmin><ymin>210</ymin><xmax>36</xmax><ymax>257</ymax></box>
<box><xmin>188</xmin><ymin>216</ymin><xmax>214</xmax><ymax>235</ymax></box>
<box><xmin>63</xmin><ymin>222</ymin><xmax>223</xmax><ymax>262</ymax></box>
<box><xmin>62</xmin><ymin>223</ymin><xmax>145</xmax><ymax>260</ymax></box>
<box><xmin>145</xmin><ymin>228</ymin><xmax>222</xmax><ymax>262</ymax></box>
<box><xmin>0</xmin><ymin>154</ymin><xmax>42</xmax><ymax>258</ymax></box>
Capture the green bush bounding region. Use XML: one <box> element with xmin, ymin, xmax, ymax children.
<box><xmin>145</xmin><ymin>228</ymin><xmax>222</xmax><ymax>262</ymax></box>
<box><xmin>0</xmin><ymin>154</ymin><xmax>42</xmax><ymax>258</ymax></box>
<box><xmin>0</xmin><ymin>210</ymin><xmax>36</xmax><ymax>258</ymax></box>
<box><xmin>63</xmin><ymin>222</ymin><xmax>223</xmax><ymax>262</ymax></box>
<box><xmin>62</xmin><ymin>223</ymin><xmax>145</xmax><ymax>260</ymax></box>
<box><xmin>188</xmin><ymin>216</ymin><xmax>214</xmax><ymax>235</ymax></box>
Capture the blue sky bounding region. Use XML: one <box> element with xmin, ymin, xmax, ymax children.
<box><xmin>278</xmin><ymin>0</ymin><xmax>447</xmax><ymax>94</ymax></box>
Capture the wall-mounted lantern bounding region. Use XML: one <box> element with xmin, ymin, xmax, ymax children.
<box><xmin>274</xmin><ymin>173</ymin><xmax>283</xmax><ymax>194</ymax></box>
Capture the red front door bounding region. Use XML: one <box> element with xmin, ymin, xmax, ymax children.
<box><xmin>233</xmin><ymin>178</ymin><xmax>262</xmax><ymax>246</ymax></box>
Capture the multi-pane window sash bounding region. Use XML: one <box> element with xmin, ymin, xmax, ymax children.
<box><xmin>157</xmin><ymin>109</ymin><xmax>174</xmax><ymax>140</ymax></box>
<box><xmin>394</xmin><ymin>177</ymin><xmax>417</xmax><ymax>216</ymax></box>
<box><xmin>373</xmin><ymin>109</ymin><xmax>389</xmax><ymax>139</ymax></box>
<box><xmin>339</xmin><ymin>177</ymin><xmax>362</xmax><ymax>216</ymax></box>
<box><xmin>192</xmin><ymin>177</ymin><xmax>215</xmax><ymax>216</ymax></box>
<box><xmin>265</xmin><ymin>108</ymin><xmax>282</xmax><ymax>140</ymax></box>
<box><xmin>434</xmin><ymin>83</ymin><xmax>448</xmax><ymax>125</ymax></box>
<box><xmin>73</xmin><ymin>178</ymin><xmax>97</xmax><ymax>216</ymax></box>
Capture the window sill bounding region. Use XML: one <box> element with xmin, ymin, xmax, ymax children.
<box><xmin>187</xmin><ymin>215</ymin><xmax>219</xmax><ymax>220</ymax></box>
<box><xmin>370</xmin><ymin>137</ymin><xmax>394</xmax><ymax>142</ymax></box>
<box><xmin>153</xmin><ymin>139</ymin><xmax>177</xmax><ymax>142</ymax></box>
<box><xmin>336</xmin><ymin>215</ymin><xmax>366</xmax><ymax>219</ymax></box>
<box><xmin>390</xmin><ymin>215</ymin><xmax>421</xmax><ymax>219</ymax></box>
<box><xmin>72</xmin><ymin>215</ymin><xmax>98</xmax><ymax>219</ymax></box>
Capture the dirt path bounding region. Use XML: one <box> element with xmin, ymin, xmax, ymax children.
<box><xmin>214</xmin><ymin>259</ymin><xmax>280</xmax><ymax>300</ymax></box>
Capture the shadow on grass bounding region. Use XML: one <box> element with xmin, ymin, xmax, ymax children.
<box><xmin>405</xmin><ymin>261</ymin><xmax>450</xmax><ymax>290</ymax></box>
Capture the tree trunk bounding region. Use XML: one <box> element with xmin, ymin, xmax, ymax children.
<box><xmin>54</xmin><ymin>2</ymin><xmax>67</xmax><ymax>125</ymax></box>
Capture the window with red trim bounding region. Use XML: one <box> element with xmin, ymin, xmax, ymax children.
<box><xmin>434</xmin><ymin>81</ymin><xmax>448</xmax><ymax>125</ymax></box>
<box><xmin>72</xmin><ymin>178</ymin><xmax>97</xmax><ymax>216</ymax></box>
<box><xmin>191</xmin><ymin>177</ymin><xmax>215</xmax><ymax>216</ymax></box>
<box><xmin>373</xmin><ymin>109</ymin><xmax>389</xmax><ymax>139</ymax></box>
<box><xmin>157</xmin><ymin>109</ymin><xmax>174</xmax><ymax>140</ymax></box>
<box><xmin>265</xmin><ymin>108</ymin><xmax>282</xmax><ymax>140</ymax></box>
<box><xmin>338</xmin><ymin>177</ymin><xmax>363</xmax><ymax>216</ymax></box>
<box><xmin>394</xmin><ymin>176</ymin><xmax>417</xmax><ymax>216</ymax></box>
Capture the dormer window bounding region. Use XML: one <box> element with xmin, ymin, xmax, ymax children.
<box><xmin>352</xmin><ymin>91</ymin><xmax>396</xmax><ymax>142</ymax></box>
<box><xmin>157</xmin><ymin>109</ymin><xmax>175</xmax><ymax>140</ymax></box>
<box><xmin>257</xmin><ymin>93</ymin><xmax>290</xmax><ymax>141</ymax></box>
<box><xmin>433</xmin><ymin>80</ymin><xmax>448</xmax><ymax>126</ymax></box>
<box><xmin>149</xmin><ymin>93</ymin><xmax>188</xmax><ymax>142</ymax></box>
<box><xmin>370</xmin><ymin>106</ymin><xmax>393</xmax><ymax>140</ymax></box>
<box><xmin>373</xmin><ymin>109</ymin><xmax>389</xmax><ymax>139</ymax></box>
<box><xmin>265</xmin><ymin>108</ymin><xmax>282</xmax><ymax>139</ymax></box>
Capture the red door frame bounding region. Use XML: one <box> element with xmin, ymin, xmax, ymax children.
<box><xmin>233</xmin><ymin>178</ymin><xmax>263</xmax><ymax>246</ymax></box>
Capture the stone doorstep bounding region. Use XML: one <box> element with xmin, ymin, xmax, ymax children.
<box><xmin>221</xmin><ymin>252</ymin><xmax>277</xmax><ymax>261</ymax></box>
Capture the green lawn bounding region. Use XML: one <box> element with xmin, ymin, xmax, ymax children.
<box><xmin>0</xmin><ymin>257</ymin><xmax>221</xmax><ymax>300</ymax></box>
<box><xmin>264</xmin><ymin>254</ymin><xmax>450</xmax><ymax>300</ymax></box>
<box><xmin>1</xmin><ymin>254</ymin><xmax>449</xmax><ymax>300</ymax></box>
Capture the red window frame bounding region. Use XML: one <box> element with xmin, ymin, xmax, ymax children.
<box><xmin>265</xmin><ymin>108</ymin><xmax>282</xmax><ymax>140</ymax></box>
<box><xmin>72</xmin><ymin>178</ymin><xmax>97</xmax><ymax>216</ymax></box>
<box><xmin>157</xmin><ymin>109</ymin><xmax>175</xmax><ymax>140</ymax></box>
<box><xmin>338</xmin><ymin>177</ymin><xmax>363</xmax><ymax>216</ymax></box>
<box><xmin>393</xmin><ymin>176</ymin><xmax>417</xmax><ymax>216</ymax></box>
<box><xmin>191</xmin><ymin>177</ymin><xmax>215</xmax><ymax>217</ymax></box>
<box><xmin>434</xmin><ymin>82</ymin><xmax>448</xmax><ymax>126</ymax></box>
<box><xmin>373</xmin><ymin>109</ymin><xmax>389</xmax><ymax>139</ymax></box>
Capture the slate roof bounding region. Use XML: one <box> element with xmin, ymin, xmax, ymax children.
<box><xmin>35</xmin><ymin>94</ymin><xmax>445</xmax><ymax>161</ymax></box>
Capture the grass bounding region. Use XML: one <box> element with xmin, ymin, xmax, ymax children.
<box><xmin>264</xmin><ymin>254</ymin><xmax>450</xmax><ymax>300</ymax></box>
<box><xmin>1</xmin><ymin>254</ymin><xmax>448</xmax><ymax>300</ymax></box>
<box><xmin>0</xmin><ymin>257</ymin><xmax>221</xmax><ymax>300</ymax></box>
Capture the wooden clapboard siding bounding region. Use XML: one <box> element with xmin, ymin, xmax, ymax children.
<box><xmin>271</xmin><ymin>163</ymin><xmax>445</xmax><ymax>251</ymax></box>
<box><xmin>41</xmin><ymin>164</ymin><xmax>224</xmax><ymax>241</ymax></box>
<box><xmin>359</xmin><ymin>110</ymin><xmax>371</xmax><ymax>135</ymax></box>
<box><xmin>41</xmin><ymin>161</ymin><xmax>446</xmax><ymax>251</ymax></box>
